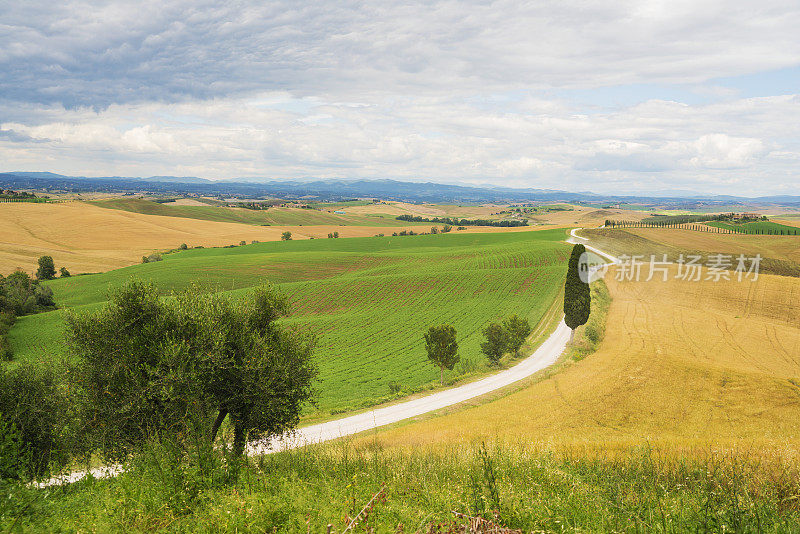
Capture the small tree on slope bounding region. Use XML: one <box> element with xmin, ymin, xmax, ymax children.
<box><xmin>36</xmin><ymin>256</ymin><xmax>56</xmax><ymax>280</ymax></box>
<box><xmin>564</xmin><ymin>243</ymin><xmax>591</xmax><ymax>341</ymax></box>
<box><xmin>424</xmin><ymin>324</ymin><xmax>459</xmax><ymax>385</ymax></box>
<box><xmin>503</xmin><ymin>314</ymin><xmax>531</xmax><ymax>357</ymax></box>
<box><xmin>481</xmin><ymin>322</ymin><xmax>507</xmax><ymax>364</ymax></box>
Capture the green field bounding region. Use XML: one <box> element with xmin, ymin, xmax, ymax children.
<box><xmin>707</xmin><ymin>220</ymin><xmax>800</xmax><ymax>235</ymax></box>
<box><xmin>8</xmin><ymin>229</ymin><xmax>570</xmax><ymax>415</ymax></box>
<box><xmin>88</xmin><ymin>198</ymin><xmax>408</xmax><ymax>226</ymax></box>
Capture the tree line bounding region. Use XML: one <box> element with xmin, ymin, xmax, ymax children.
<box><xmin>606</xmin><ymin>219</ymin><xmax>799</xmax><ymax>235</ymax></box>
<box><xmin>396</xmin><ymin>214</ymin><xmax>528</xmax><ymax>227</ymax></box>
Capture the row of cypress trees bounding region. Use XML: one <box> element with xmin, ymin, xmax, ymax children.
<box><xmin>606</xmin><ymin>220</ymin><xmax>799</xmax><ymax>235</ymax></box>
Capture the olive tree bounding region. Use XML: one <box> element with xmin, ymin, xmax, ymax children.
<box><xmin>66</xmin><ymin>280</ymin><xmax>316</xmax><ymax>460</ymax></box>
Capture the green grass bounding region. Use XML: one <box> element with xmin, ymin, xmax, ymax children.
<box><xmin>707</xmin><ymin>220</ymin><xmax>800</xmax><ymax>235</ymax></box>
<box><xmin>89</xmin><ymin>198</ymin><xmax>411</xmax><ymax>227</ymax></box>
<box><xmin>7</xmin><ymin>443</ymin><xmax>800</xmax><ymax>532</ymax></box>
<box><xmin>9</xmin><ymin>229</ymin><xmax>571</xmax><ymax>415</ymax></box>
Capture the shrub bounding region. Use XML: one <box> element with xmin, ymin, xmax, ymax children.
<box><xmin>142</xmin><ymin>253</ymin><xmax>163</xmax><ymax>263</ymax></box>
<box><xmin>59</xmin><ymin>267</ymin><xmax>71</xmax><ymax>277</ymax></box>
<box><xmin>1</xmin><ymin>271</ymin><xmax>54</xmax><ymax>316</ymax></box>
<box><xmin>0</xmin><ymin>416</ymin><xmax>27</xmax><ymax>480</ymax></box>
<box><xmin>281</xmin><ymin>231</ymin><xmax>292</xmax><ymax>241</ymax></box>
<box><xmin>179</xmin><ymin>243</ymin><xmax>188</xmax><ymax>250</ymax></box>
<box><xmin>33</xmin><ymin>285</ymin><xmax>54</xmax><ymax>307</ymax></box>
<box><xmin>0</xmin><ymin>365</ymin><xmax>70</xmax><ymax>480</ymax></box>
<box><xmin>239</xmin><ymin>240</ymin><xmax>246</xmax><ymax>246</ymax></box>
<box><xmin>0</xmin><ymin>337</ymin><xmax>12</xmax><ymax>361</ymax></box>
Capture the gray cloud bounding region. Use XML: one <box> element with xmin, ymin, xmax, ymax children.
<box><xmin>1</xmin><ymin>1</ymin><xmax>799</xmax><ymax>194</ymax></box>
<box><xmin>2</xmin><ymin>1</ymin><xmax>800</xmax><ymax>107</ymax></box>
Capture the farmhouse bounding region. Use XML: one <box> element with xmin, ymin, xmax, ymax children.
<box><xmin>725</xmin><ymin>212</ymin><xmax>761</xmax><ymax>220</ymax></box>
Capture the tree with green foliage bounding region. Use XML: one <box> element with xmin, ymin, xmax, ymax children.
<box><xmin>0</xmin><ymin>364</ymin><xmax>70</xmax><ymax>480</ymax></box>
<box><xmin>179</xmin><ymin>243</ymin><xmax>188</xmax><ymax>250</ymax></box>
<box><xmin>0</xmin><ymin>270</ymin><xmax>55</xmax><ymax>316</ymax></box>
<box><xmin>66</xmin><ymin>281</ymin><xmax>316</xmax><ymax>460</ymax></box>
<box><xmin>424</xmin><ymin>324</ymin><xmax>459</xmax><ymax>385</ymax></box>
<box><xmin>59</xmin><ymin>267</ymin><xmax>71</xmax><ymax>278</ymax></box>
<box><xmin>480</xmin><ymin>322</ymin><xmax>507</xmax><ymax>364</ymax></box>
<box><xmin>503</xmin><ymin>314</ymin><xmax>531</xmax><ymax>357</ymax></box>
<box><xmin>281</xmin><ymin>231</ymin><xmax>292</xmax><ymax>241</ymax></box>
<box><xmin>564</xmin><ymin>244</ymin><xmax>591</xmax><ymax>341</ymax></box>
<box><xmin>36</xmin><ymin>255</ymin><xmax>56</xmax><ymax>280</ymax></box>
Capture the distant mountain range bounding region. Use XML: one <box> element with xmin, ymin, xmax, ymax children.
<box><xmin>2</xmin><ymin>171</ymin><xmax>799</xmax><ymax>206</ymax></box>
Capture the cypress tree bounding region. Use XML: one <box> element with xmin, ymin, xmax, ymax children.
<box><xmin>564</xmin><ymin>244</ymin><xmax>591</xmax><ymax>341</ymax></box>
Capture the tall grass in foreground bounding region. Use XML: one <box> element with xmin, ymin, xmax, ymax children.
<box><xmin>4</xmin><ymin>441</ymin><xmax>800</xmax><ymax>532</ymax></box>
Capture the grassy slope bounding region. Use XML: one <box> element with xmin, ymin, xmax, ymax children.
<box><xmin>581</xmin><ymin>228</ymin><xmax>800</xmax><ymax>277</ymax></box>
<box><xmin>361</xmin><ymin>265</ymin><xmax>800</xmax><ymax>450</ymax></box>
<box><xmin>8</xmin><ymin>229</ymin><xmax>571</xmax><ymax>415</ymax></box>
<box><xmin>90</xmin><ymin>198</ymin><xmax>411</xmax><ymax>227</ymax></box>
<box><xmin>11</xmin><ymin>443</ymin><xmax>800</xmax><ymax>532</ymax></box>
<box><xmin>707</xmin><ymin>220</ymin><xmax>800</xmax><ymax>234</ymax></box>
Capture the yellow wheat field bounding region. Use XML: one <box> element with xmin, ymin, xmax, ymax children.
<box><xmin>358</xmin><ymin>266</ymin><xmax>800</xmax><ymax>455</ymax></box>
<box><xmin>0</xmin><ymin>201</ymin><xmax>429</xmax><ymax>274</ymax></box>
<box><xmin>626</xmin><ymin>227</ymin><xmax>800</xmax><ymax>264</ymax></box>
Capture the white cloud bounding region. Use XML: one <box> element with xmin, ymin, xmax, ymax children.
<box><xmin>0</xmin><ymin>1</ymin><xmax>799</xmax><ymax>194</ymax></box>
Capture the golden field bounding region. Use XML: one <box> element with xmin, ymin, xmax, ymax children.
<box><xmin>358</xmin><ymin>265</ymin><xmax>800</xmax><ymax>453</ymax></box>
<box><xmin>0</xmin><ymin>201</ymin><xmax>434</xmax><ymax>274</ymax></box>
<box><xmin>625</xmin><ymin>227</ymin><xmax>800</xmax><ymax>264</ymax></box>
<box><xmin>346</xmin><ymin>201</ymin><xmax>651</xmax><ymax>228</ymax></box>
<box><xmin>1</xmin><ymin>200</ymin><xmax>650</xmax><ymax>275</ymax></box>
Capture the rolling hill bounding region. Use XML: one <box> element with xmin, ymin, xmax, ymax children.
<box><xmin>8</xmin><ymin>228</ymin><xmax>571</xmax><ymax>415</ymax></box>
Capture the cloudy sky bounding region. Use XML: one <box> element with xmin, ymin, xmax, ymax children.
<box><xmin>1</xmin><ymin>1</ymin><xmax>799</xmax><ymax>195</ymax></box>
